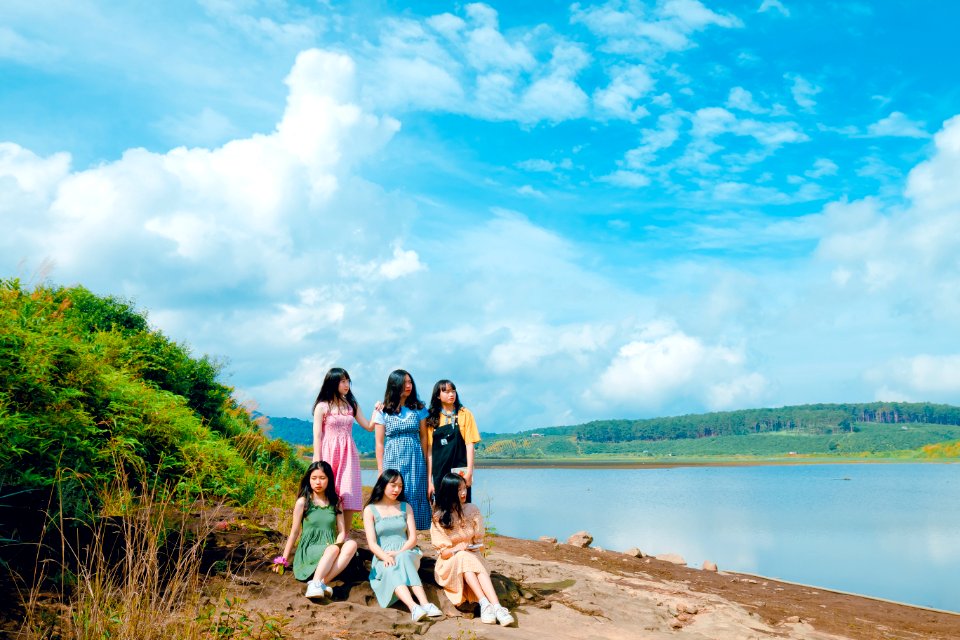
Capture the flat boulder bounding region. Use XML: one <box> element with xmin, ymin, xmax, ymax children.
<box><xmin>624</xmin><ymin>547</ymin><xmax>645</xmax><ymax>558</ymax></box>
<box><xmin>655</xmin><ymin>553</ymin><xmax>686</xmax><ymax>565</ymax></box>
<box><xmin>566</xmin><ymin>531</ymin><xmax>593</xmax><ymax>548</ymax></box>
<box><xmin>539</xmin><ymin>536</ymin><xmax>558</xmax><ymax>544</ymax></box>
<box><xmin>702</xmin><ymin>560</ymin><xmax>718</xmax><ymax>572</ymax></box>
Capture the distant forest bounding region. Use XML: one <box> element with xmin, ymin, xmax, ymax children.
<box><xmin>509</xmin><ymin>402</ymin><xmax>960</xmax><ymax>444</ymax></box>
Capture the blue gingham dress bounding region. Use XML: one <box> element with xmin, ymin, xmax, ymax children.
<box><xmin>373</xmin><ymin>406</ymin><xmax>431</xmax><ymax>529</ymax></box>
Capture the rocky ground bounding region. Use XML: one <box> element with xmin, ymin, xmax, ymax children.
<box><xmin>199</xmin><ymin>524</ymin><xmax>960</xmax><ymax>640</ymax></box>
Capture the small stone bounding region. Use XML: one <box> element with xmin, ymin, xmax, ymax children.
<box><xmin>676</xmin><ymin>613</ymin><xmax>691</xmax><ymax>622</ymax></box>
<box><xmin>702</xmin><ymin>560</ymin><xmax>718</xmax><ymax>572</ymax></box>
<box><xmin>566</xmin><ymin>531</ymin><xmax>593</xmax><ymax>548</ymax></box>
<box><xmin>655</xmin><ymin>553</ymin><xmax>686</xmax><ymax>565</ymax></box>
<box><xmin>784</xmin><ymin>616</ymin><xmax>802</xmax><ymax>624</ymax></box>
<box><xmin>681</xmin><ymin>603</ymin><xmax>699</xmax><ymax>615</ymax></box>
<box><xmin>624</xmin><ymin>547</ymin><xmax>645</xmax><ymax>558</ymax></box>
<box><xmin>539</xmin><ymin>536</ymin><xmax>558</xmax><ymax>544</ymax></box>
<box><xmin>594</xmin><ymin>546</ymin><xmax>605</xmax><ymax>553</ymax></box>
<box><xmin>670</xmin><ymin>620</ymin><xmax>683</xmax><ymax>629</ymax></box>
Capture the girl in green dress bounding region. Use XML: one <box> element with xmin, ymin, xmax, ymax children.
<box><xmin>363</xmin><ymin>469</ymin><xmax>443</xmax><ymax>622</ymax></box>
<box><xmin>273</xmin><ymin>461</ymin><xmax>358</xmax><ymax>600</ymax></box>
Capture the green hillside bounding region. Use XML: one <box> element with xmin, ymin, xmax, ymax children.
<box><xmin>0</xmin><ymin>280</ymin><xmax>304</xmax><ymax>525</ymax></box>
<box><xmin>478</xmin><ymin>403</ymin><xmax>960</xmax><ymax>459</ymax></box>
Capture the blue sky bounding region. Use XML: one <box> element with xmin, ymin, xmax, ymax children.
<box><xmin>3</xmin><ymin>1</ymin><xmax>960</xmax><ymax>431</ymax></box>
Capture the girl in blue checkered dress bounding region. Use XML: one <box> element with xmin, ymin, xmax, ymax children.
<box><xmin>371</xmin><ymin>369</ymin><xmax>431</xmax><ymax>530</ymax></box>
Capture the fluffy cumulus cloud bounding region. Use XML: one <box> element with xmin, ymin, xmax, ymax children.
<box><xmin>591</xmin><ymin>321</ymin><xmax>765</xmax><ymax>411</ymax></box>
<box><xmin>866</xmin><ymin>112</ymin><xmax>929</xmax><ymax>138</ymax></box>
<box><xmin>867</xmin><ymin>354</ymin><xmax>960</xmax><ymax>401</ymax></box>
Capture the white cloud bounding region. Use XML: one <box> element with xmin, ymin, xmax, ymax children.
<box><xmin>867</xmin><ymin>354</ymin><xmax>960</xmax><ymax>399</ymax></box>
<box><xmin>785</xmin><ymin>73</ymin><xmax>821</xmax><ymax>110</ymax></box>
<box><xmin>594</xmin><ymin>65</ymin><xmax>655</xmax><ymax>121</ymax></box>
<box><xmin>725</xmin><ymin>87</ymin><xmax>767</xmax><ymax>114</ymax></box>
<box><xmin>517</xmin><ymin>184</ymin><xmax>546</xmax><ymax>198</ymax></box>
<box><xmin>805</xmin><ymin>158</ymin><xmax>838</xmax><ymax>178</ymax></box>
<box><xmin>758</xmin><ymin>0</ymin><xmax>790</xmax><ymax>17</ymax></box>
<box><xmin>867</xmin><ymin>112</ymin><xmax>928</xmax><ymax>138</ymax></box>
<box><xmin>571</xmin><ymin>0</ymin><xmax>742</xmax><ymax>59</ymax></box>
<box><xmin>516</xmin><ymin>158</ymin><xmax>572</xmax><ymax>172</ymax></box>
<box><xmin>600</xmin><ymin>170</ymin><xmax>651</xmax><ymax>188</ymax></box>
<box><xmin>591</xmin><ymin>322</ymin><xmax>764</xmax><ymax>411</ymax></box>
<box><xmin>0</xmin><ymin>25</ymin><xmax>62</xmax><ymax>64</ymax></box>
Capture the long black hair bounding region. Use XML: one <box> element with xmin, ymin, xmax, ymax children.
<box><xmin>312</xmin><ymin>367</ymin><xmax>359</xmax><ymax>415</ymax></box>
<box><xmin>381</xmin><ymin>369</ymin><xmax>424</xmax><ymax>415</ymax></box>
<box><xmin>365</xmin><ymin>469</ymin><xmax>406</xmax><ymax>506</ymax></box>
<box><xmin>433</xmin><ymin>472</ymin><xmax>466</xmax><ymax>529</ymax></box>
<box><xmin>427</xmin><ymin>379</ymin><xmax>464</xmax><ymax>428</ymax></box>
<box><xmin>297</xmin><ymin>461</ymin><xmax>341</xmax><ymax>516</ymax></box>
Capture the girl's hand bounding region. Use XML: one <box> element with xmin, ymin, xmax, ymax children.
<box><xmin>464</xmin><ymin>470</ymin><xmax>473</xmax><ymax>487</ymax></box>
<box><xmin>428</xmin><ymin>479</ymin><xmax>435</xmax><ymax>500</ymax></box>
<box><xmin>382</xmin><ymin>554</ymin><xmax>397</xmax><ymax>567</ymax></box>
<box><xmin>374</xmin><ymin>401</ymin><xmax>384</xmax><ymax>412</ymax></box>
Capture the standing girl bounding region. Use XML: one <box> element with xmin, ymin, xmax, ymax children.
<box><xmin>370</xmin><ymin>369</ymin><xmax>431</xmax><ymax>530</ymax></box>
<box><xmin>425</xmin><ymin>380</ymin><xmax>481</xmax><ymax>502</ymax></box>
<box><xmin>363</xmin><ymin>469</ymin><xmax>444</xmax><ymax>622</ymax></box>
<box><xmin>274</xmin><ymin>461</ymin><xmax>359</xmax><ymax>600</ymax></box>
<box><xmin>312</xmin><ymin>367</ymin><xmax>374</xmax><ymax>533</ymax></box>
<box><xmin>430</xmin><ymin>473</ymin><xmax>515</xmax><ymax>626</ymax></box>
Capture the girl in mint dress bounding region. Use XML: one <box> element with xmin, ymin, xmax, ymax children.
<box><xmin>363</xmin><ymin>469</ymin><xmax>443</xmax><ymax>622</ymax></box>
<box><xmin>274</xmin><ymin>461</ymin><xmax>358</xmax><ymax>600</ymax></box>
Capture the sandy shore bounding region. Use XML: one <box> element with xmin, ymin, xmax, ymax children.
<box><xmin>204</xmin><ymin>527</ymin><xmax>960</xmax><ymax>640</ymax></box>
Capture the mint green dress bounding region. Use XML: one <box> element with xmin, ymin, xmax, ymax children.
<box><xmin>368</xmin><ymin>503</ymin><xmax>423</xmax><ymax>607</ymax></box>
<box><xmin>293</xmin><ymin>503</ymin><xmax>338</xmax><ymax>581</ymax></box>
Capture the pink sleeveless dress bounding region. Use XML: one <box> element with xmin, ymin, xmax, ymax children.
<box><xmin>318</xmin><ymin>402</ymin><xmax>362</xmax><ymax>511</ymax></box>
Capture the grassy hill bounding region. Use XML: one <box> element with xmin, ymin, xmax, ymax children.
<box><xmin>0</xmin><ymin>280</ymin><xmax>304</xmax><ymax>523</ymax></box>
<box><xmin>477</xmin><ymin>403</ymin><xmax>960</xmax><ymax>460</ymax></box>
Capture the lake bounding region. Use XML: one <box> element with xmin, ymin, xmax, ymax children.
<box><xmin>364</xmin><ymin>462</ymin><xmax>960</xmax><ymax>612</ymax></box>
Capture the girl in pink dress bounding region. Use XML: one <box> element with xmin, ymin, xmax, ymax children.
<box><xmin>313</xmin><ymin>367</ymin><xmax>374</xmax><ymax>534</ymax></box>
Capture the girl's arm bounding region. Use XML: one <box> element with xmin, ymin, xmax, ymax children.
<box><xmin>355</xmin><ymin>404</ymin><xmax>374</xmax><ymax>432</ymax></box>
<box><xmin>374</xmin><ymin>422</ymin><xmax>385</xmax><ymax>475</ymax></box>
<box><xmin>334</xmin><ymin>509</ymin><xmax>347</xmax><ymax>544</ymax></box>
<box><xmin>363</xmin><ymin>506</ymin><xmax>396</xmax><ymax>565</ymax></box>
<box><xmin>278</xmin><ymin>497</ymin><xmax>307</xmax><ymax>565</ymax></box>
<box><xmin>465</xmin><ymin>442</ymin><xmax>475</xmax><ymax>487</ymax></box>
<box><xmin>312</xmin><ymin>403</ymin><xmax>327</xmax><ymax>463</ymax></box>
<box><xmin>430</xmin><ymin>518</ymin><xmax>467</xmax><ymax>560</ymax></box>
<box><xmin>400</xmin><ymin>503</ymin><xmax>418</xmax><ymax>552</ymax></box>
<box><xmin>426</xmin><ymin>436</ymin><xmax>434</xmax><ymax>499</ymax></box>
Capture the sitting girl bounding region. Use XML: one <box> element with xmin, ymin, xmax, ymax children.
<box><xmin>274</xmin><ymin>461</ymin><xmax>358</xmax><ymax>600</ymax></box>
<box><xmin>364</xmin><ymin>469</ymin><xmax>443</xmax><ymax>622</ymax></box>
<box><xmin>430</xmin><ymin>473</ymin><xmax>515</xmax><ymax>626</ymax></box>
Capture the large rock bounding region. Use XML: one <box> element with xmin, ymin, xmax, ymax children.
<box><xmin>566</xmin><ymin>531</ymin><xmax>593</xmax><ymax>548</ymax></box>
<box><xmin>539</xmin><ymin>536</ymin><xmax>558</xmax><ymax>544</ymax></box>
<box><xmin>655</xmin><ymin>553</ymin><xmax>686</xmax><ymax>565</ymax></box>
<box><xmin>702</xmin><ymin>560</ymin><xmax>718</xmax><ymax>572</ymax></box>
<box><xmin>624</xmin><ymin>547</ymin><xmax>645</xmax><ymax>558</ymax></box>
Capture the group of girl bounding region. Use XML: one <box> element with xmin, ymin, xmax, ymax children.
<box><xmin>272</xmin><ymin>368</ymin><xmax>514</xmax><ymax>627</ymax></box>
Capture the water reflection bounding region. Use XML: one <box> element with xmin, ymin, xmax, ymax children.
<box><xmin>363</xmin><ymin>463</ymin><xmax>960</xmax><ymax>612</ymax></box>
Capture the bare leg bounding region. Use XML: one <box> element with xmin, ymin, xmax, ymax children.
<box><xmin>322</xmin><ymin>540</ymin><xmax>358</xmax><ymax>583</ymax></box>
<box><xmin>462</xmin><ymin>571</ymin><xmax>500</xmax><ymax>607</ymax></box>
<box><xmin>343</xmin><ymin>509</ymin><xmax>358</xmax><ymax>534</ymax></box>
<box><xmin>411</xmin><ymin>585</ymin><xmax>430</xmax><ymax>606</ymax></box>
<box><xmin>393</xmin><ymin>584</ymin><xmax>418</xmax><ymax>612</ymax></box>
<box><xmin>313</xmin><ymin>546</ymin><xmax>340</xmax><ymax>583</ymax></box>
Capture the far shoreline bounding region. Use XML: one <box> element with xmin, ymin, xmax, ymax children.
<box><xmin>359</xmin><ymin>456</ymin><xmax>958</xmax><ymax>470</ymax></box>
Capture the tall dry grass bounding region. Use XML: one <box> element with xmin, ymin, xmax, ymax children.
<box><xmin>15</xmin><ymin>472</ymin><xmax>287</xmax><ymax>640</ymax></box>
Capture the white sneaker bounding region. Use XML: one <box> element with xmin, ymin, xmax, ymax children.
<box><xmin>304</xmin><ymin>580</ymin><xmax>326</xmax><ymax>600</ymax></box>
<box><xmin>411</xmin><ymin>605</ymin><xmax>427</xmax><ymax>622</ymax></box>
<box><xmin>495</xmin><ymin>606</ymin><xmax>515</xmax><ymax>626</ymax></box>
<box><xmin>422</xmin><ymin>602</ymin><xmax>444</xmax><ymax>618</ymax></box>
<box><xmin>322</xmin><ymin>582</ymin><xmax>334</xmax><ymax>597</ymax></box>
<box><xmin>480</xmin><ymin>603</ymin><xmax>496</xmax><ymax>624</ymax></box>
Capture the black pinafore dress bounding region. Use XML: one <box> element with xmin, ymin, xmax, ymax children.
<box><xmin>432</xmin><ymin>413</ymin><xmax>471</xmax><ymax>503</ymax></box>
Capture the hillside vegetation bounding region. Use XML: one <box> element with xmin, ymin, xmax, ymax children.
<box><xmin>477</xmin><ymin>403</ymin><xmax>960</xmax><ymax>459</ymax></box>
<box><xmin>0</xmin><ymin>279</ymin><xmax>303</xmax><ymax>524</ymax></box>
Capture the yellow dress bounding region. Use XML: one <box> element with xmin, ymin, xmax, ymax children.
<box><xmin>429</xmin><ymin>503</ymin><xmax>489</xmax><ymax>605</ymax></box>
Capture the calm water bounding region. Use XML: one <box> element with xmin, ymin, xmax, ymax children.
<box><xmin>364</xmin><ymin>463</ymin><xmax>960</xmax><ymax>612</ymax></box>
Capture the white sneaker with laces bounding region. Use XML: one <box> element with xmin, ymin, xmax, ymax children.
<box><xmin>422</xmin><ymin>602</ymin><xmax>443</xmax><ymax>618</ymax></box>
<box><xmin>480</xmin><ymin>603</ymin><xmax>496</xmax><ymax>624</ymax></box>
<box><xmin>495</xmin><ymin>606</ymin><xmax>515</xmax><ymax>626</ymax></box>
<box><xmin>304</xmin><ymin>580</ymin><xmax>325</xmax><ymax>599</ymax></box>
<box><xmin>411</xmin><ymin>605</ymin><xmax>427</xmax><ymax>622</ymax></box>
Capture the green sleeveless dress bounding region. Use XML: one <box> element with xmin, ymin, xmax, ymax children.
<box><xmin>293</xmin><ymin>503</ymin><xmax>338</xmax><ymax>581</ymax></box>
